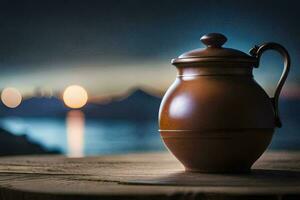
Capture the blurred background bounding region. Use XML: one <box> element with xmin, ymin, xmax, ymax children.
<box><xmin>0</xmin><ymin>0</ymin><xmax>299</xmax><ymax>157</ymax></box>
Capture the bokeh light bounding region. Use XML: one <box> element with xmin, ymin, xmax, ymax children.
<box><xmin>63</xmin><ymin>85</ymin><xmax>88</xmax><ymax>109</ymax></box>
<box><xmin>1</xmin><ymin>87</ymin><xmax>22</xmax><ymax>108</ymax></box>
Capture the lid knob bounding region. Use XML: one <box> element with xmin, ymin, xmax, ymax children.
<box><xmin>200</xmin><ymin>33</ymin><xmax>227</xmax><ymax>48</ymax></box>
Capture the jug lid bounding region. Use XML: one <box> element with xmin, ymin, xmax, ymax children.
<box><xmin>172</xmin><ymin>33</ymin><xmax>257</xmax><ymax>66</ymax></box>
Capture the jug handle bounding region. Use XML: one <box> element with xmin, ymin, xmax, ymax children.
<box><xmin>250</xmin><ymin>43</ymin><xmax>291</xmax><ymax>128</ymax></box>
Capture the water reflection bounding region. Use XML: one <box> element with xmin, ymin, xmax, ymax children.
<box><xmin>66</xmin><ymin>110</ymin><xmax>85</xmax><ymax>157</ymax></box>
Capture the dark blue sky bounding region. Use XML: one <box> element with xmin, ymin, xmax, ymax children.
<box><xmin>0</xmin><ymin>0</ymin><xmax>299</xmax><ymax>98</ymax></box>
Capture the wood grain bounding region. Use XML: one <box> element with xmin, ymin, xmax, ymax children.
<box><xmin>0</xmin><ymin>151</ymin><xmax>299</xmax><ymax>200</ymax></box>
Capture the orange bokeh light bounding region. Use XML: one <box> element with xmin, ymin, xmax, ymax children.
<box><xmin>63</xmin><ymin>85</ymin><xmax>88</xmax><ymax>109</ymax></box>
<box><xmin>1</xmin><ymin>87</ymin><xmax>22</xmax><ymax>108</ymax></box>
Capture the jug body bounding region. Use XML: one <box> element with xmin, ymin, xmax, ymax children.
<box><xmin>159</xmin><ymin>33</ymin><xmax>290</xmax><ymax>173</ymax></box>
<box><xmin>159</xmin><ymin>66</ymin><xmax>274</xmax><ymax>172</ymax></box>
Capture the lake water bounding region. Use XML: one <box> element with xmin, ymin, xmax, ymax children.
<box><xmin>0</xmin><ymin>110</ymin><xmax>165</xmax><ymax>156</ymax></box>
<box><xmin>0</xmin><ymin>110</ymin><xmax>299</xmax><ymax>156</ymax></box>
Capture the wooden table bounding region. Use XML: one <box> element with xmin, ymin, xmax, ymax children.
<box><xmin>0</xmin><ymin>151</ymin><xmax>299</xmax><ymax>200</ymax></box>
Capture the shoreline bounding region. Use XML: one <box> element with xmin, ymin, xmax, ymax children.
<box><xmin>0</xmin><ymin>127</ymin><xmax>60</xmax><ymax>156</ymax></box>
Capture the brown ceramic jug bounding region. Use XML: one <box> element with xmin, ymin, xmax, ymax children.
<box><xmin>159</xmin><ymin>33</ymin><xmax>290</xmax><ymax>173</ymax></box>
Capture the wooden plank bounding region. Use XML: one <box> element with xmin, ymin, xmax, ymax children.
<box><xmin>0</xmin><ymin>151</ymin><xmax>299</xmax><ymax>200</ymax></box>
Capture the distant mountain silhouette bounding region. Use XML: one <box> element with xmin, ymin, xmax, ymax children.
<box><xmin>84</xmin><ymin>89</ymin><xmax>161</xmax><ymax>120</ymax></box>
<box><xmin>0</xmin><ymin>89</ymin><xmax>162</xmax><ymax>120</ymax></box>
<box><xmin>0</xmin><ymin>96</ymin><xmax>68</xmax><ymax>117</ymax></box>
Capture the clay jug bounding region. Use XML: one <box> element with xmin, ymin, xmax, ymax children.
<box><xmin>159</xmin><ymin>33</ymin><xmax>290</xmax><ymax>173</ymax></box>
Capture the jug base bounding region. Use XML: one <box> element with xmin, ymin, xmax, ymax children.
<box><xmin>185</xmin><ymin>167</ymin><xmax>251</xmax><ymax>174</ymax></box>
<box><xmin>160</xmin><ymin>128</ymin><xmax>274</xmax><ymax>174</ymax></box>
